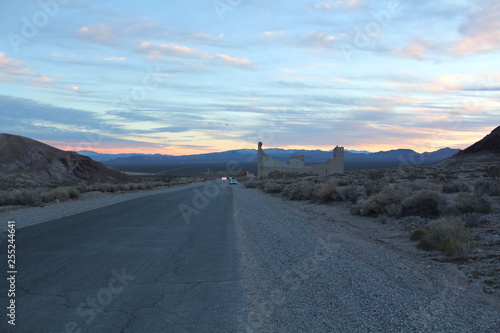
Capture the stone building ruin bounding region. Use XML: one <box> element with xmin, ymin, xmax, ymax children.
<box><xmin>257</xmin><ymin>142</ymin><xmax>344</xmax><ymax>178</ymax></box>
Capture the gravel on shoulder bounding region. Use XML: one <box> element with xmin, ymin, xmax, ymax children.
<box><xmin>232</xmin><ymin>185</ymin><xmax>500</xmax><ymax>332</ymax></box>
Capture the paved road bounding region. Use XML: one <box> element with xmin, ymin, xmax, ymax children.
<box><xmin>1</xmin><ymin>181</ymin><xmax>243</xmax><ymax>332</ymax></box>
<box><xmin>1</xmin><ymin>181</ymin><xmax>499</xmax><ymax>332</ymax></box>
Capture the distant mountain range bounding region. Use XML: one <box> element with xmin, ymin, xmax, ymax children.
<box><xmin>78</xmin><ymin>147</ymin><xmax>462</xmax><ymax>171</ymax></box>
<box><xmin>3</xmin><ymin>127</ymin><xmax>498</xmax><ymax>185</ymax></box>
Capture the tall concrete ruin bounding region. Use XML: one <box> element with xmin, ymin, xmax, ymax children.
<box><xmin>257</xmin><ymin>142</ymin><xmax>344</xmax><ymax>178</ymax></box>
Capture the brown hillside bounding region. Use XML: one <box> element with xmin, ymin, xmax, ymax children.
<box><xmin>438</xmin><ymin>126</ymin><xmax>500</xmax><ymax>167</ymax></box>
<box><xmin>0</xmin><ymin>133</ymin><xmax>132</xmax><ymax>187</ymax></box>
<box><xmin>455</xmin><ymin>125</ymin><xmax>500</xmax><ymax>156</ymax></box>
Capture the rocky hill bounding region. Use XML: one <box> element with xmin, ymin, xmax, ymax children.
<box><xmin>455</xmin><ymin>125</ymin><xmax>500</xmax><ymax>156</ymax></box>
<box><xmin>439</xmin><ymin>126</ymin><xmax>500</xmax><ymax>166</ymax></box>
<box><xmin>0</xmin><ymin>133</ymin><xmax>132</xmax><ymax>187</ymax></box>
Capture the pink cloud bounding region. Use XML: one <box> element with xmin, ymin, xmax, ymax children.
<box><xmin>78</xmin><ymin>24</ymin><xmax>116</xmax><ymax>44</ymax></box>
<box><xmin>103</xmin><ymin>57</ymin><xmax>127</xmax><ymax>61</ymax></box>
<box><xmin>191</xmin><ymin>32</ymin><xmax>224</xmax><ymax>41</ymax></box>
<box><xmin>314</xmin><ymin>0</ymin><xmax>362</xmax><ymax>10</ymax></box>
<box><xmin>304</xmin><ymin>31</ymin><xmax>336</xmax><ymax>49</ymax></box>
<box><xmin>392</xmin><ymin>39</ymin><xmax>434</xmax><ymax>60</ymax></box>
<box><xmin>450</xmin><ymin>1</ymin><xmax>500</xmax><ymax>56</ymax></box>
<box><xmin>215</xmin><ymin>54</ymin><xmax>257</xmax><ymax>69</ymax></box>
<box><xmin>136</xmin><ymin>42</ymin><xmax>257</xmax><ymax>69</ymax></box>
<box><xmin>136</xmin><ymin>41</ymin><xmax>209</xmax><ymax>59</ymax></box>
<box><xmin>33</xmin><ymin>75</ymin><xmax>55</xmax><ymax>84</ymax></box>
<box><xmin>0</xmin><ymin>52</ymin><xmax>30</xmax><ymax>75</ymax></box>
<box><xmin>66</xmin><ymin>86</ymin><xmax>80</xmax><ymax>93</ymax></box>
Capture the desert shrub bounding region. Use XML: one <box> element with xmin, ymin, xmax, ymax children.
<box><xmin>136</xmin><ymin>183</ymin><xmax>146</xmax><ymax>190</ymax></box>
<box><xmin>460</xmin><ymin>213</ymin><xmax>488</xmax><ymax>228</ymax></box>
<box><xmin>367</xmin><ymin>170</ymin><xmax>386</xmax><ymax>180</ymax></box>
<box><xmin>9</xmin><ymin>190</ymin><xmax>37</xmax><ymax>206</ymax></box>
<box><xmin>357</xmin><ymin>184</ymin><xmax>413</xmax><ymax>217</ymax></box>
<box><xmin>39</xmin><ymin>190</ymin><xmax>56</xmax><ymax>203</ymax></box>
<box><xmin>442</xmin><ymin>180</ymin><xmax>470</xmax><ymax>194</ymax></box>
<box><xmin>119</xmin><ymin>184</ymin><xmax>131</xmax><ymax>191</ymax></box>
<box><xmin>244</xmin><ymin>180</ymin><xmax>262</xmax><ymax>188</ymax></box>
<box><xmin>410</xmin><ymin>229</ymin><xmax>426</xmax><ymax>241</ymax></box>
<box><xmin>337</xmin><ymin>178</ymin><xmax>351</xmax><ymax>186</ymax></box>
<box><xmin>162</xmin><ymin>174</ymin><xmax>177</xmax><ymax>183</ymax></box>
<box><xmin>454</xmin><ymin>193</ymin><xmax>492</xmax><ymax>214</ymax></box>
<box><xmin>482</xmin><ymin>166</ymin><xmax>500</xmax><ymax>177</ymax></box>
<box><xmin>342</xmin><ymin>185</ymin><xmax>367</xmax><ymax>203</ymax></box>
<box><xmin>405</xmin><ymin>168</ymin><xmax>420</xmax><ymax>181</ymax></box>
<box><xmin>384</xmin><ymin>202</ymin><xmax>401</xmax><ymax>218</ymax></box>
<box><xmin>401</xmin><ymin>189</ymin><xmax>444</xmax><ymax>218</ymax></box>
<box><xmin>262</xmin><ymin>181</ymin><xmax>283</xmax><ymax>194</ymax></box>
<box><xmin>315</xmin><ymin>179</ymin><xmax>341</xmax><ymax>202</ymax></box>
<box><xmin>474</xmin><ymin>179</ymin><xmax>500</xmax><ymax>196</ymax></box>
<box><xmin>282</xmin><ymin>181</ymin><xmax>315</xmax><ymax>201</ymax></box>
<box><xmin>432</xmin><ymin>171</ymin><xmax>458</xmax><ymax>182</ymax></box>
<box><xmin>417</xmin><ymin>217</ymin><xmax>474</xmax><ymax>258</ymax></box>
<box><xmin>363</xmin><ymin>179</ymin><xmax>385</xmax><ymax>196</ymax></box>
<box><xmin>52</xmin><ymin>188</ymin><xmax>70</xmax><ymax>201</ymax></box>
<box><xmin>66</xmin><ymin>187</ymin><xmax>81</xmax><ymax>199</ymax></box>
<box><xmin>76</xmin><ymin>183</ymin><xmax>92</xmax><ymax>193</ymax></box>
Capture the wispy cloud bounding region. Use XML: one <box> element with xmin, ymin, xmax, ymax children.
<box><xmin>392</xmin><ymin>39</ymin><xmax>435</xmax><ymax>60</ymax></box>
<box><xmin>136</xmin><ymin>41</ymin><xmax>209</xmax><ymax>59</ymax></box>
<box><xmin>33</xmin><ymin>75</ymin><xmax>55</xmax><ymax>84</ymax></box>
<box><xmin>0</xmin><ymin>53</ymin><xmax>55</xmax><ymax>86</ymax></box>
<box><xmin>215</xmin><ymin>54</ymin><xmax>257</xmax><ymax>70</ymax></box>
<box><xmin>313</xmin><ymin>0</ymin><xmax>363</xmax><ymax>10</ymax></box>
<box><xmin>66</xmin><ymin>86</ymin><xmax>81</xmax><ymax>93</ymax></box>
<box><xmin>103</xmin><ymin>56</ymin><xmax>127</xmax><ymax>61</ymax></box>
<box><xmin>136</xmin><ymin>42</ymin><xmax>257</xmax><ymax>69</ymax></box>
<box><xmin>0</xmin><ymin>52</ymin><xmax>30</xmax><ymax>75</ymax></box>
<box><xmin>450</xmin><ymin>0</ymin><xmax>500</xmax><ymax>56</ymax></box>
<box><xmin>78</xmin><ymin>24</ymin><xmax>116</xmax><ymax>44</ymax></box>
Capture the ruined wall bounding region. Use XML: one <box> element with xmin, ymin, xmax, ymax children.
<box><xmin>311</xmin><ymin>146</ymin><xmax>345</xmax><ymax>175</ymax></box>
<box><xmin>257</xmin><ymin>142</ymin><xmax>312</xmax><ymax>177</ymax></box>
<box><xmin>258</xmin><ymin>142</ymin><xmax>344</xmax><ymax>178</ymax></box>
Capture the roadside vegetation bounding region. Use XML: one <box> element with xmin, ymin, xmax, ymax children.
<box><xmin>243</xmin><ymin>164</ymin><xmax>500</xmax><ymax>263</ymax></box>
<box><xmin>0</xmin><ymin>176</ymin><xmax>188</xmax><ymax>207</ymax></box>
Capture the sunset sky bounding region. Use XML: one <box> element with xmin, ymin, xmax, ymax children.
<box><xmin>0</xmin><ymin>0</ymin><xmax>499</xmax><ymax>155</ymax></box>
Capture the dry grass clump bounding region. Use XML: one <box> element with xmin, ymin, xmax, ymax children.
<box><xmin>262</xmin><ymin>181</ymin><xmax>283</xmax><ymax>194</ymax></box>
<box><xmin>400</xmin><ymin>189</ymin><xmax>444</xmax><ymax>218</ymax></box>
<box><xmin>244</xmin><ymin>179</ymin><xmax>263</xmax><ymax>188</ymax></box>
<box><xmin>452</xmin><ymin>193</ymin><xmax>492</xmax><ymax>214</ymax></box>
<box><xmin>356</xmin><ymin>185</ymin><xmax>445</xmax><ymax>218</ymax></box>
<box><xmin>362</xmin><ymin>179</ymin><xmax>385</xmax><ymax>196</ymax></box>
<box><xmin>482</xmin><ymin>166</ymin><xmax>500</xmax><ymax>177</ymax></box>
<box><xmin>315</xmin><ymin>179</ymin><xmax>342</xmax><ymax>202</ymax></box>
<box><xmin>282</xmin><ymin>181</ymin><xmax>315</xmax><ymax>201</ymax></box>
<box><xmin>416</xmin><ymin>217</ymin><xmax>475</xmax><ymax>258</ymax></box>
<box><xmin>459</xmin><ymin>213</ymin><xmax>488</xmax><ymax>228</ymax></box>
<box><xmin>442</xmin><ymin>180</ymin><xmax>470</xmax><ymax>194</ymax></box>
<box><xmin>475</xmin><ymin>178</ymin><xmax>500</xmax><ymax>196</ymax></box>
<box><xmin>315</xmin><ymin>178</ymin><xmax>367</xmax><ymax>204</ymax></box>
<box><xmin>342</xmin><ymin>185</ymin><xmax>367</xmax><ymax>203</ymax></box>
<box><xmin>0</xmin><ymin>181</ymin><xmax>164</xmax><ymax>207</ymax></box>
<box><xmin>0</xmin><ymin>186</ymin><xmax>81</xmax><ymax>206</ymax></box>
<box><xmin>356</xmin><ymin>184</ymin><xmax>412</xmax><ymax>217</ymax></box>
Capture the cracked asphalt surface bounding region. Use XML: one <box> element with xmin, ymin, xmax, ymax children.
<box><xmin>1</xmin><ymin>180</ymin><xmax>499</xmax><ymax>332</ymax></box>
<box><xmin>1</xmin><ymin>181</ymin><xmax>243</xmax><ymax>332</ymax></box>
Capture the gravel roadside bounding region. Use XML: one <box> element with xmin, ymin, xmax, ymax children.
<box><xmin>0</xmin><ymin>183</ymin><xmax>200</xmax><ymax>229</ymax></box>
<box><xmin>232</xmin><ymin>185</ymin><xmax>500</xmax><ymax>332</ymax></box>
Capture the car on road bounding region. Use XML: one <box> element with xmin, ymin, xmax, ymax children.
<box><xmin>230</xmin><ymin>179</ymin><xmax>237</xmax><ymax>185</ymax></box>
